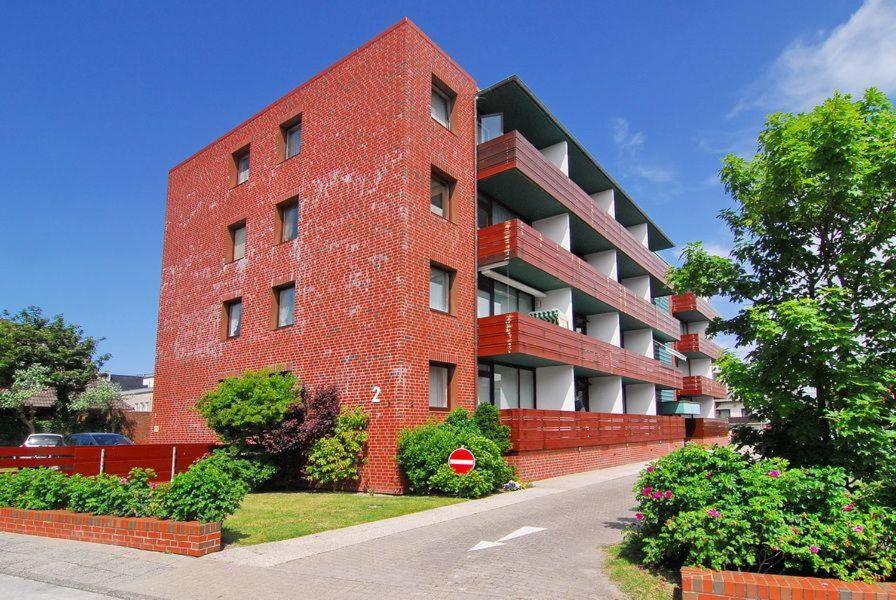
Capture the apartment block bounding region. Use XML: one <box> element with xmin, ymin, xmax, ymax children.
<box><xmin>151</xmin><ymin>19</ymin><xmax>727</xmax><ymax>492</ymax></box>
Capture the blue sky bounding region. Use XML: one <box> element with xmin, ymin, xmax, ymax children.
<box><xmin>1</xmin><ymin>1</ymin><xmax>894</xmax><ymax>374</ymax></box>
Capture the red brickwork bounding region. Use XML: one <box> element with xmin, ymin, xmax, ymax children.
<box><xmin>0</xmin><ymin>508</ymin><xmax>220</xmax><ymax>557</ymax></box>
<box><xmin>681</xmin><ymin>567</ymin><xmax>896</xmax><ymax>600</ymax></box>
<box><xmin>687</xmin><ymin>435</ymin><xmax>730</xmax><ymax>447</ymax></box>
<box><xmin>506</xmin><ymin>439</ymin><xmax>685</xmax><ymax>482</ymax></box>
<box><xmin>151</xmin><ymin>20</ymin><xmax>478</xmax><ymax>493</ymax></box>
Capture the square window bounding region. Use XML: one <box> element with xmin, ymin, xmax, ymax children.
<box><xmin>275</xmin><ymin>284</ymin><xmax>295</xmax><ymax>328</ymax></box>
<box><xmin>230</xmin><ymin>222</ymin><xmax>246</xmax><ymax>261</ymax></box>
<box><xmin>429</xmin><ymin>265</ymin><xmax>451</xmax><ymax>313</ymax></box>
<box><xmin>430</xmin><ymin>78</ymin><xmax>454</xmax><ymax>128</ymax></box>
<box><xmin>428</xmin><ymin>363</ymin><xmax>452</xmax><ymax>409</ymax></box>
<box><xmin>283</xmin><ymin>118</ymin><xmax>302</xmax><ymax>159</ymax></box>
<box><xmin>430</xmin><ymin>173</ymin><xmax>451</xmax><ymax>218</ymax></box>
<box><xmin>279</xmin><ymin>200</ymin><xmax>299</xmax><ymax>242</ymax></box>
<box><xmin>234</xmin><ymin>149</ymin><xmax>250</xmax><ymax>185</ymax></box>
<box><xmin>224</xmin><ymin>299</ymin><xmax>242</xmax><ymax>338</ymax></box>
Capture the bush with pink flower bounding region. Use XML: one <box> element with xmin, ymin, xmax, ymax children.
<box><xmin>625</xmin><ymin>444</ymin><xmax>896</xmax><ymax>582</ymax></box>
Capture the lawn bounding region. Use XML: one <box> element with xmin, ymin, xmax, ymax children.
<box><xmin>222</xmin><ymin>491</ymin><xmax>464</xmax><ymax>546</ymax></box>
<box><xmin>604</xmin><ymin>542</ymin><xmax>680</xmax><ymax>600</ymax></box>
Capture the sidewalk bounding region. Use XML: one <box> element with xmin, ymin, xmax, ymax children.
<box><xmin>0</xmin><ymin>461</ymin><xmax>647</xmax><ymax>599</ymax></box>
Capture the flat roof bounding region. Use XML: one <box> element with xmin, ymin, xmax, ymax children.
<box><xmin>477</xmin><ymin>76</ymin><xmax>675</xmax><ymax>251</ymax></box>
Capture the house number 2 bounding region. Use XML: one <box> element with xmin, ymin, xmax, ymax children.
<box><xmin>371</xmin><ymin>385</ymin><xmax>382</xmax><ymax>403</ymax></box>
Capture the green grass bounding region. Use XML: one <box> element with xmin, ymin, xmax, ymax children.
<box><xmin>223</xmin><ymin>491</ymin><xmax>464</xmax><ymax>546</ymax></box>
<box><xmin>604</xmin><ymin>542</ymin><xmax>680</xmax><ymax>600</ymax></box>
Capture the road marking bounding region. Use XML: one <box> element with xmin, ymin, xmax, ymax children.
<box><xmin>468</xmin><ymin>526</ymin><xmax>547</xmax><ymax>551</ymax></box>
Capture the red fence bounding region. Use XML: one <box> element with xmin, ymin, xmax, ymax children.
<box><xmin>500</xmin><ymin>409</ymin><xmax>686</xmax><ymax>452</ymax></box>
<box><xmin>0</xmin><ymin>444</ymin><xmax>216</xmax><ymax>482</ymax></box>
<box><xmin>685</xmin><ymin>418</ymin><xmax>730</xmax><ymax>440</ymax></box>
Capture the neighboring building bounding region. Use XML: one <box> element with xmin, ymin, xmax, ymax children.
<box><xmin>111</xmin><ymin>374</ymin><xmax>154</xmax><ymax>413</ymax></box>
<box><xmin>150</xmin><ymin>19</ymin><xmax>726</xmax><ymax>492</ymax></box>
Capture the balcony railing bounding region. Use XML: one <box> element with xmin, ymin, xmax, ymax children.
<box><xmin>685</xmin><ymin>417</ymin><xmax>730</xmax><ymax>440</ymax></box>
<box><xmin>478</xmin><ymin>312</ymin><xmax>682</xmax><ymax>388</ymax></box>
<box><xmin>477</xmin><ymin>131</ymin><xmax>670</xmax><ymax>286</ymax></box>
<box><xmin>500</xmin><ymin>408</ymin><xmax>685</xmax><ymax>452</ymax></box>
<box><xmin>678</xmin><ymin>375</ymin><xmax>728</xmax><ymax>399</ymax></box>
<box><xmin>478</xmin><ymin>220</ymin><xmax>680</xmax><ymax>340</ymax></box>
<box><xmin>670</xmin><ymin>292</ymin><xmax>720</xmax><ymax>322</ymax></box>
<box><xmin>674</xmin><ymin>333</ymin><xmax>723</xmax><ymax>360</ymax></box>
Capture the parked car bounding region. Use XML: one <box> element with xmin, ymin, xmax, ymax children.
<box><xmin>63</xmin><ymin>433</ymin><xmax>134</xmax><ymax>446</ymax></box>
<box><xmin>21</xmin><ymin>433</ymin><xmax>65</xmax><ymax>448</ymax></box>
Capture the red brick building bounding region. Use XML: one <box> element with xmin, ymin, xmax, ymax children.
<box><xmin>151</xmin><ymin>19</ymin><xmax>726</xmax><ymax>492</ymax></box>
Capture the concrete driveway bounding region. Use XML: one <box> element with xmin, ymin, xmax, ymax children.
<box><xmin>0</xmin><ymin>462</ymin><xmax>643</xmax><ymax>600</ymax></box>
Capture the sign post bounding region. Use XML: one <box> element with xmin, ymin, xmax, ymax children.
<box><xmin>448</xmin><ymin>447</ymin><xmax>476</xmax><ymax>475</ymax></box>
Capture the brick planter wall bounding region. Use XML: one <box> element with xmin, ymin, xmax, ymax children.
<box><xmin>686</xmin><ymin>434</ymin><xmax>730</xmax><ymax>447</ymax></box>
<box><xmin>681</xmin><ymin>567</ymin><xmax>896</xmax><ymax>600</ymax></box>
<box><xmin>505</xmin><ymin>439</ymin><xmax>685</xmax><ymax>482</ymax></box>
<box><xmin>0</xmin><ymin>508</ymin><xmax>220</xmax><ymax>556</ymax></box>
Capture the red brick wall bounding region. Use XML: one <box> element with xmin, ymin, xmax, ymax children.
<box><xmin>123</xmin><ymin>412</ymin><xmax>152</xmax><ymax>444</ymax></box>
<box><xmin>0</xmin><ymin>508</ymin><xmax>220</xmax><ymax>557</ymax></box>
<box><xmin>506</xmin><ymin>440</ymin><xmax>685</xmax><ymax>482</ymax></box>
<box><xmin>681</xmin><ymin>567</ymin><xmax>896</xmax><ymax>600</ymax></box>
<box><xmin>151</xmin><ymin>19</ymin><xmax>478</xmax><ymax>493</ymax></box>
<box><xmin>686</xmin><ymin>435</ymin><xmax>730</xmax><ymax>447</ymax></box>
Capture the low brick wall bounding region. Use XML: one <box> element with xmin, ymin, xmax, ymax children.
<box><xmin>0</xmin><ymin>507</ymin><xmax>220</xmax><ymax>556</ymax></box>
<box><xmin>681</xmin><ymin>567</ymin><xmax>896</xmax><ymax>599</ymax></box>
<box><xmin>505</xmin><ymin>439</ymin><xmax>685</xmax><ymax>482</ymax></box>
<box><xmin>686</xmin><ymin>434</ymin><xmax>730</xmax><ymax>447</ymax></box>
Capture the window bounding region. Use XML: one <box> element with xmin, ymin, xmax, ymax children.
<box><xmin>477</xmin><ymin>275</ymin><xmax>534</xmax><ymax>317</ymax></box>
<box><xmin>224</xmin><ymin>299</ymin><xmax>242</xmax><ymax>338</ymax></box>
<box><xmin>430</xmin><ymin>78</ymin><xmax>454</xmax><ymax>128</ymax></box>
<box><xmin>493</xmin><ymin>364</ymin><xmax>535</xmax><ymax>409</ymax></box>
<box><xmin>279</xmin><ymin>200</ymin><xmax>299</xmax><ymax>242</ymax></box>
<box><xmin>282</xmin><ymin>117</ymin><xmax>302</xmax><ymax>159</ymax></box>
<box><xmin>230</xmin><ymin>222</ymin><xmax>246</xmax><ymax>261</ymax></box>
<box><xmin>477</xmin><ymin>113</ymin><xmax>503</xmax><ymax>143</ymax></box>
<box><xmin>234</xmin><ymin>149</ymin><xmax>250</xmax><ymax>185</ymax></box>
<box><xmin>428</xmin><ymin>363</ymin><xmax>452</xmax><ymax>409</ymax></box>
<box><xmin>275</xmin><ymin>284</ymin><xmax>295</xmax><ymax>328</ymax></box>
<box><xmin>716</xmin><ymin>409</ymin><xmax>731</xmax><ymax>419</ymax></box>
<box><xmin>430</xmin><ymin>173</ymin><xmax>451</xmax><ymax>218</ymax></box>
<box><xmin>429</xmin><ymin>265</ymin><xmax>451</xmax><ymax>313</ymax></box>
<box><xmin>477</xmin><ymin>363</ymin><xmax>492</xmax><ymax>406</ymax></box>
<box><xmin>477</xmin><ymin>193</ymin><xmax>522</xmax><ymax>229</ymax></box>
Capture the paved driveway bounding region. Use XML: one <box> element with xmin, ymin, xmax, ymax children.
<box><xmin>0</xmin><ymin>464</ymin><xmax>642</xmax><ymax>600</ymax></box>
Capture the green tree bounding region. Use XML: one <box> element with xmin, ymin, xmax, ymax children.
<box><xmin>0</xmin><ymin>365</ymin><xmax>52</xmax><ymax>433</ymax></box>
<box><xmin>0</xmin><ymin>306</ymin><xmax>108</xmax><ymax>406</ymax></box>
<box><xmin>668</xmin><ymin>89</ymin><xmax>896</xmax><ymax>488</ymax></box>
<box><xmin>69</xmin><ymin>380</ymin><xmax>127</xmax><ymax>433</ymax></box>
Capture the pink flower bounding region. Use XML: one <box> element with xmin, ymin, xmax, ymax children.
<box><xmin>118</xmin><ymin>477</ymin><xmax>128</xmax><ymax>485</ymax></box>
<box><xmin>843</xmin><ymin>503</ymin><xmax>855</xmax><ymax>512</ymax></box>
<box><xmin>707</xmin><ymin>508</ymin><xmax>721</xmax><ymax>518</ymax></box>
<box><xmin>642</xmin><ymin>487</ymin><xmax>653</xmax><ymax>497</ymax></box>
<box><xmin>853</xmin><ymin>525</ymin><xmax>864</xmax><ymax>532</ymax></box>
<box><xmin>652</xmin><ymin>491</ymin><xmax>663</xmax><ymax>499</ymax></box>
<box><xmin>664</xmin><ymin>490</ymin><xmax>673</xmax><ymax>499</ymax></box>
<box><xmin>635</xmin><ymin>512</ymin><xmax>644</xmax><ymax>521</ymax></box>
<box><xmin>809</xmin><ymin>546</ymin><xmax>820</xmax><ymax>554</ymax></box>
<box><xmin>767</xmin><ymin>470</ymin><xmax>781</xmax><ymax>478</ymax></box>
<box><xmin>646</xmin><ymin>466</ymin><xmax>655</xmax><ymax>473</ymax></box>
<box><xmin>705</xmin><ymin>472</ymin><xmax>712</xmax><ymax>479</ymax></box>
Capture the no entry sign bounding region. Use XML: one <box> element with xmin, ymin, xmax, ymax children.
<box><xmin>448</xmin><ymin>447</ymin><xmax>476</xmax><ymax>475</ymax></box>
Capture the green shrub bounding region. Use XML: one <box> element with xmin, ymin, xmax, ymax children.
<box><xmin>397</xmin><ymin>409</ymin><xmax>513</xmax><ymax>498</ymax></box>
<box><xmin>67</xmin><ymin>468</ymin><xmax>159</xmax><ymax>517</ymax></box>
<box><xmin>160</xmin><ymin>455</ymin><xmax>250</xmax><ymax>523</ymax></box>
<box><xmin>305</xmin><ymin>407</ymin><xmax>369</xmax><ymax>486</ymax></box>
<box><xmin>473</xmin><ymin>403</ymin><xmax>511</xmax><ymax>454</ymax></box>
<box><xmin>196</xmin><ymin>369</ymin><xmax>299</xmax><ymax>450</ymax></box>
<box><xmin>626</xmin><ymin>444</ymin><xmax>896</xmax><ymax>582</ymax></box>
<box><xmin>199</xmin><ymin>447</ymin><xmax>276</xmax><ymax>489</ymax></box>
<box><xmin>0</xmin><ymin>468</ymin><xmax>69</xmax><ymax>510</ymax></box>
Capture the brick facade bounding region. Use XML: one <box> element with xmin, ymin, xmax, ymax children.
<box><xmin>505</xmin><ymin>440</ymin><xmax>685</xmax><ymax>482</ymax></box>
<box><xmin>150</xmin><ymin>20</ymin><xmax>477</xmax><ymax>493</ymax></box>
<box><xmin>0</xmin><ymin>508</ymin><xmax>220</xmax><ymax>557</ymax></box>
<box><xmin>681</xmin><ymin>567</ymin><xmax>896</xmax><ymax>600</ymax></box>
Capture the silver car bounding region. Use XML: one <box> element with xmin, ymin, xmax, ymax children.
<box><xmin>21</xmin><ymin>433</ymin><xmax>64</xmax><ymax>448</ymax></box>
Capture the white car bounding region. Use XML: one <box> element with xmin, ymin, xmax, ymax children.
<box><xmin>21</xmin><ymin>433</ymin><xmax>65</xmax><ymax>448</ymax></box>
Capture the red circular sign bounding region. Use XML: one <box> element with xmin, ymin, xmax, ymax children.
<box><xmin>448</xmin><ymin>447</ymin><xmax>476</xmax><ymax>475</ymax></box>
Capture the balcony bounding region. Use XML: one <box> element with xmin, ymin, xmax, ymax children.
<box><xmin>500</xmin><ymin>409</ymin><xmax>685</xmax><ymax>452</ymax></box>
<box><xmin>478</xmin><ymin>220</ymin><xmax>680</xmax><ymax>341</ymax></box>
<box><xmin>477</xmin><ymin>131</ymin><xmax>672</xmax><ymax>294</ymax></box>
<box><xmin>685</xmin><ymin>417</ymin><xmax>730</xmax><ymax>440</ymax></box>
<box><xmin>658</xmin><ymin>400</ymin><xmax>701</xmax><ymax>416</ymax></box>
<box><xmin>677</xmin><ymin>375</ymin><xmax>728</xmax><ymax>399</ymax></box>
<box><xmin>673</xmin><ymin>333</ymin><xmax>723</xmax><ymax>360</ymax></box>
<box><xmin>670</xmin><ymin>292</ymin><xmax>720</xmax><ymax>323</ymax></box>
<box><xmin>478</xmin><ymin>312</ymin><xmax>682</xmax><ymax>389</ymax></box>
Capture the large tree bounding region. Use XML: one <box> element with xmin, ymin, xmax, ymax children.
<box><xmin>0</xmin><ymin>306</ymin><xmax>109</xmax><ymax>431</ymax></box>
<box><xmin>668</xmin><ymin>89</ymin><xmax>896</xmax><ymax>487</ymax></box>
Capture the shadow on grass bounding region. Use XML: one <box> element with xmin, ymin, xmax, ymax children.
<box><xmin>603</xmin><ymin>540</ymin><xmax>682</xmax><ymax>600</ymax></box>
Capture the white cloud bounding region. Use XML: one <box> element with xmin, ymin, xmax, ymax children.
<box><xmin>610</xmin><ymin>117</ymin><xmax>678</xmax><ymax>197</ymax></box>
<box><xmin>733</xmin><ymin>0</ymin><xmax>896</xmax><ymax>114</ymax></box>
<box><xmin>632</xmin><ymin>164</ymin><xmax>675</xmax><ymax>184</ymax></box>
<box><xmin>612</xmin><ymin>118</ymin><xmax>645</xmax><ymax>152</ymax></box>
<box><xmin>703</xmin><ymin>242</ymin><xmax>731</xmax><ymax>257</ymax></box>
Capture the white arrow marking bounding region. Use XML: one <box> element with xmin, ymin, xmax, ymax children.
<box><xmin>468</xmin><ymin>540</ymin><xmax>505</xmax><ymax>551</ymax></box>
<box><xmin>496</xmin><ymin>526</ymin><xmax>546</xmax><ymax>542</ymax></box>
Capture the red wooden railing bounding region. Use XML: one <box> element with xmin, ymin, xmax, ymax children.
<box><xmin>0</xmin><ymin>443</ymin><xmax>216</xmax><ymax>482</ymax></box>
<box><xmin>685</xmin><ymin>418</ymin><xmax>730</xmax><ymax>440</ymax></box>
<box><xmin>500</xmin><ymin>409</ymin><xmax>685</xmax><ymax>452</ymax></box>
